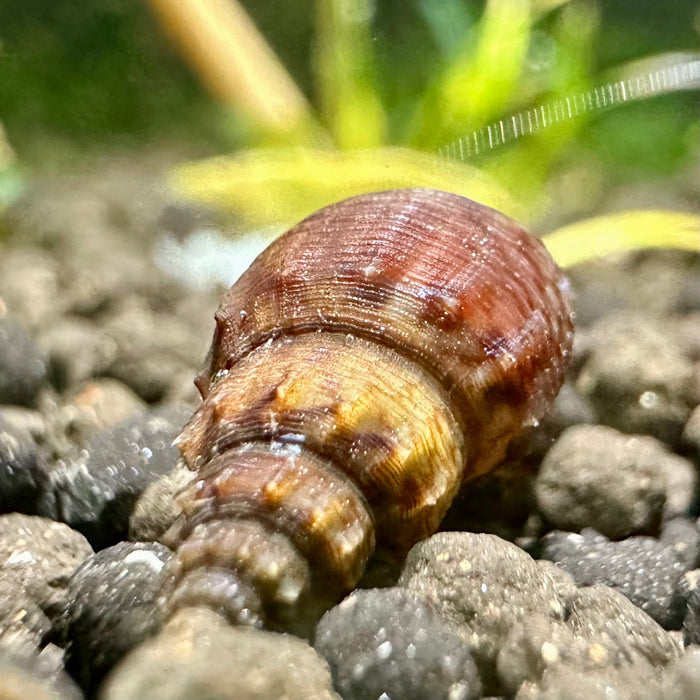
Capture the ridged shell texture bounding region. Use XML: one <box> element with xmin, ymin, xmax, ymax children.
<box><xmin>161</xmin><ymin>188</ymin><xmax>574</xmax><ymax>632</ymax></box>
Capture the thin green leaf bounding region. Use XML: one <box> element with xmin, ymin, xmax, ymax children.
<box><xmin>542</xmin><ymin>209</ymin><xmax>699</xmax><ymax>268</ymax></box>
<box><xmin>314</xmin><ymin>0</ymin><xmax>386</xmax><ymax>149</ymax></box>
<box><xmin>171</xmin><ymin>146</ymin><xmax>523</xmax><ymax>229</ymax></box>
<box><xmin>410</xmin><ymin>0</ymin><xmax>532</xmax><ymax>148</ymax></box>
<box><xmin>482</xmin><ymin>0</ymin><xmax>598</xmax><ymax>209</ymax></box>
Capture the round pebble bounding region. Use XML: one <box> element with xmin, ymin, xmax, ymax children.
<box><xmin>0</xmin><ymin>317</ymin><xmax>47</xmax><ymax>406</ymax></box>
<box><xmin>566</xmin><ymin>584</ymin><xmax>681</xmax><ymax>666</ymax></box>
<box><xmin>67</xmin><ymin>379</ymin><xmax>146</xmax><ymax>431</ymax></box>
<box><xmin>99</xmin><ymin>298</ymin><xmax>210</xmax><ymax>403</ymax></box>
<box><xmin>37</xmin><ymin>316</ymin><xmax>117</xmax><ymax>391</ymax></box>
<box><xmin>398</xmin><ymin>532</ymin><xmax>564</xmax><ymax>692</ymax></box>
<box><xmin>100</xmin><ymin>606</ymin><xmax>340</xmax><ymax>700</ymax></box>
<box><xmin>660</xmin><ymin>518</ymin><xmax>700</xmax><ymax>570</ymax></box>
<box><xmin>515</xmin><ymin>656</ymin><xmax>662</xmax><ymax>700</ymax></box>
<box><xmin>47</xmin><ymin>379</ymin><xmax>148</xmax><ymax>451</ymax></box>
<box><xmin>59</xmin><ymin>541</ymin><xmax>172</xmax><ymax>694</ymax></box>
<box><xmin>0</xmin><ymin>248</ymin><xmax>61</xmax><ymax>329</ymax></box>
<box><xmin>541</xmin><ymin>527</ymin><xmax>697</xmax><ymax>629</ymax></box>
<box><xmin>496</xmin><ymin>614</ymin><xmax>579</xmax><ymax>696</ymax></box>
<box><xmin>0</xmin><ymin>513</ymin><xmax>93</xmax><ymax>619</ymax></box>
<box><xmin>0</xmin><ymin>566</ymin><xmax>54</xmax><ymax>652</ymax></box>
<box><xmin>680</xmin><ymin>570</ymin><xmax>699</xmax><ymax>646</ymax></box>
<box><xmin>575</xmin><ymin>312</ymin><xmax>696</xmax><ymax>444</ymax></box>
<box><xmin>497</xmin><ymin>608</ymin><xmax>677</xmax><ymax>700</ymax></box>
<box><xmin>0</xmin><ymin>417</ymin><xmax>43</xmax><ymax>514</ymax></box>
<box><xmin>315</xmin><ymin>587</ymin><xmax>481</xmax><ymax>700</ymax></box>
<box><xmin>36</xmin><ymin>403</ymin><xmax>190</xmax><ymax>547</ymax></box>
<box><xmin>661</xmin><ymin>648</ymin><xmax>700</xmax><ymax>700</ymax></box>
<box><xmin>680</xmin><ymin>405</ymin><xmax>700</xmax><ymax>455</ymax></box>
<box><xmin>535</xmin><ymin>425</ymin><xmax>694</xmax><ymax>537</ymax></box>
<box><xmin>0</xmin><ymin>647</ymin><xmax>83</xmax><ymax>700</ymax></box>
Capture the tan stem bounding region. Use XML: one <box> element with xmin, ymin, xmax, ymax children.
<box><xmin>145</xmin><ymin>0</ymin><xmax>312</xmax><ymax>132</ymax></box>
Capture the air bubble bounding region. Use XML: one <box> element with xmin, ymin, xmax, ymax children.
<box><xmin>376</xmin><ymin>640</ymin><xmax>393</xmax><ymax>659</ymax></box>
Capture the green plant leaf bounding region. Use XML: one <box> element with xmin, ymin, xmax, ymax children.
<box><xmin>410</xmin><ymin>0</ymin><xmax>533</xmax><ymax>148</ymax></box>
<box><xmin>314</xmin><ymin>0</ymin><xmax>386</xmax><ymax>148</ymax></box>
<box><xmin>542</xmin><ymin>209</ymin><xmax>699</xmax><ymax>268</ymax></box>
<box><xmin>171</xmin><ymin>146</ymin><xmax>523</xmax><ymax>228</ymax></box>
<box><xmin>480</xmin><ymin>0</ymin><xmax>598</xmax><ymax>208</ymax></box>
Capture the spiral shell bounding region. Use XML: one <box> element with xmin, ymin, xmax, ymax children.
<box><xmin>161</xmin><ymin>188</ymin><xmax>574</xmax><ymax>633</ymax></box>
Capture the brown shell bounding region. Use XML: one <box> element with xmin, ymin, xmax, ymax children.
<box><xmin>196</xmin><ymin>188</ymin><xmax>573</xmax><ymax>478</ymax></box>
<box><xmin>162</xmin><ymin>188</ymin><xmax>574</xmax><ymax>631</ymax></box>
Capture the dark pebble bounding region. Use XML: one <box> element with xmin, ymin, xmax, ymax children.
<box><xmin>0</xmin><ymin>416</ymin><xmax>44</xmax><ymax>514</ymax></box>
<box><xmin>315</xmin><ymin>587</ymin><xmax>481</xmax><ymax>700</ymax></box>
<box><xmin>36</xmin><ymin>403</ymin><xmax>190</xmax><ymax>547</ymax></box>
<box><xmin>398</xmin><ymin>532</ymin><xmax>564</xmax><ymax>693</ymax></box>
<box><xmin>680</xmin><ymin>570</ymin><xmax>699</xmax><ymax>646</ymax></box>
<box><xmin>0</xmin><ymin>317</ymin><xmax>47</xmax><ymax>406</ymax></box>
<box><xmin>59</xmin><ymin>541</ymin><xmax>172</xmax><ymax>694</ymax></box>
<box><xmin>100</xmin><ymin>606</ymin><xmax>340</xmax><ymax>700</ymax></box>
<box><xmin>541</xmin><ymin>528</ymin><xmax>697</xmax><ymax>629</ymax></box>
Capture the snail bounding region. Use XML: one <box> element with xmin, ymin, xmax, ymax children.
<box><xmin>159</xmin><ymin>187</ymin><xmax>574</xmax><ymax>634</ymax></box>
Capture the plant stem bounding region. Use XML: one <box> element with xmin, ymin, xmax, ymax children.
<box><xmin>146</xmin><ymin>0</ymin><xmax>314</xmax><ymax>134</ymax></box>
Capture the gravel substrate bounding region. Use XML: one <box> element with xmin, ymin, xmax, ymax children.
<box><xmin>0</xmin><ymin>164</ymin><xmax>698</xmax><ymax>699</ymax></box>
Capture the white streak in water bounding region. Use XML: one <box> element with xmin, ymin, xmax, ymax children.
<box><xmin>439</xmin><ymin>55</ymin><xmax>700</xmax><ymax>161</ymax></box>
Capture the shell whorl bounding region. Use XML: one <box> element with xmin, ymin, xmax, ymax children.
<box><xmin>162</xmin><ymin>188</ymin><xmax>574</xmax><ymax>632</ymax></box>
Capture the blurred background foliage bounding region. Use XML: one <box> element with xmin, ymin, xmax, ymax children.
<box><xmin>0</xmin><ymin>0</ymin><xmax>697</xmax><ymax>259</ymax></box>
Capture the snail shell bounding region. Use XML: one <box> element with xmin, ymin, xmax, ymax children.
<box><xmin>160</xmin><ymin>188</ymin><xmax>574</xmax><ymax>633</ymax></box>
